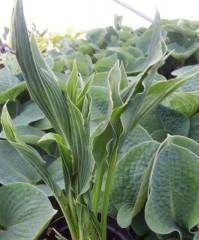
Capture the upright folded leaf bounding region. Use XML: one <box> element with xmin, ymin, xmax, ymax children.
<box><xmin>13</xmin><ymin>0</ymin><xmax>71</xmax><ymax>142</ymax></box>
<box><xmin>12</xmin><ymin>0</ymin><xmax>94</xmax><ymax>197</ymax></box>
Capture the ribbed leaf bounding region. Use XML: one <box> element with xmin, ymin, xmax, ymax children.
<box><xmin>0</xmin><ymin>67</ymin><xmax>26</xmax><ymax>103</ymax></box>
<box><xmin>93</xmin><ymin>11</ymin><xmax>165</xmax><ymax>171</ymax></box>
<box><xmin>64</xmin><ymin>52</ymin><xmax>92</xmax><ymax>77</ymax></box>
<box><xmin>13</xmin><ymin>0</ymin><xmax>94</xmax><ymax>197</ymax></box>
<box><xmin>168</xmin><ymin>42</ymin><xmax>199</xmax><ymax>60</ymax></box>
<box><xmin>1</xmin><ymin>104</ymin><xmax>61</xmax><ymax>196</ymax></box>
<box><xmin>119</xmin><ymin>61</ymin><xmax>128</xmax><ymax>90</ymax></box>
<box><xmin>145</xmin><ymin>136</ymin><xmax>199</xmax><ymax>239</ymax></box>
<box><xmin>0</xmin><ymin>183</ymin><xmax>56</xmax><ymax>240</ymax></box>
<box><xmin>30</xmin><ymin>34</ymin><xmax>66</xmax><ymax>92</ymax></box>
<box><xmin>67</xmin><ymin>97</ymin><xmax>94</xmax><ymax>196</ymax></box>
<box><xmin>66</xmin><ymin>61</ymin><xmax>78</xmax><ymax>103</ymax></box>
<box><xmin>1</xmin><ymin>52</ymin><xmax>22</xmax><ymax>76</ymax></box>
<box><xmin>140</xmin><ymin>104</ymin><xmax>190</xmax><ymax>142</ymax></box>
<box><xmin>118</xmin><ymin>124</ymin><xmax>152</xmax><ymax>160</ymax></box>
<box><xmin>95</xmin><ymin>54</ymin><xmax>118</xmax><ymax>72</ymax></box>
<box><xmin>170</xmin><ymin>135</ymin><xmax>199</xmax><ymax>156</ymax></box>
<box><xmin>163</xmin><ymin>91</ymin><xmax>199</xmax><ymax>117</ymax></box>
<box><xmin>12</xmin><ymin>100</ymin><xmax>45</xmax><ymax>126</ymax></box>
<box><xmin>189</xmin><ymin>112</ymin><xmax>199</xmax><ymax>143</ymax></box>
<box><xmin>108</xmin><ymin>61</ymin><xmax>123</xmax><ymax>108</ymax></box>
<box><xmin>1</xmin><ymin>125</ymin><xmax>45</xmax><ymax>145</ymax></box>
<box><xmin>0</xmin><ymin>81</ymin><xmax>26</xmax><ymax>104</ymax></box>
<box><xmin>111</xmin><ymin>141</ymin><xmax>159</xmax><ymax>227</ymax></box>
<box><xmin>0</xmin><ymin>140</ymin><xmax>40</xmax><ymax>185</ymax></box>
<box><xmin>39</xmin><ymin>133</ymin><xmax>73</xmax><ymax>192</ymax></box>
<box><xmin>137</xmin><ymin>75</ymin><xmax>193</xmax><ymax>122</ymax></box>
<box><xmin>13</xmin><ymin>0</ymin><xmax>71</xmax><ymax>143</ymax></box>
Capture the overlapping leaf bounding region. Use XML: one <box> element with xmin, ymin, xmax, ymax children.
<box><xmin>1</xmin><ymin>104</ymin><xmax>61</xmax><ymax>196</ymax></box>
<box><xmin>0</xmin><ymin>140</ymin><xmax>40</xmax><ymax>185</ymax></box>
<box><xmin>111</xmin><ymin>141</ymin><xmax>159</xmax><ymax>228</ymax></box>
<box><xmin>145</xmin><ymin>136</ymin><xmax>199</xmax><ymax>239</ymax></box>
<box><xmin>140</xmin><ymin>104</ymin><xmax>190</xmax><ymax>142</ymax></box>
<box><xmin>0</xmin><ymin>183</ymin><xmax>56</xmax><ymax>240</ymax></box>
<box><xmin>0</xmin><ymin>67</ymin><xmax>26</xmax><ymax>103</ymax></box>
<box><xmin>12</xmin><ymin>0</ymin><xmax>94</xmax><ymax>198</ymax></box>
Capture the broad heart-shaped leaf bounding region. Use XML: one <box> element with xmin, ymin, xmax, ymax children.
<box><xmin>176</xmin><ymin>74</ymin><xmax>199</xmax><ymax>92</ymax></box>
<box><xmin>171</xmin><ymin>65</ymin><xmax>199</xmax><ymax>78</ymax></box>
<box><xmin>1</xmin><ymin>104</ymin><xmax>61</xmax><ymax>197</ymax></box>
<box><xmin>0</xmin><ymin>67</ymin><xmax>26</xmax><ymax>104</ymax></box>
<box><xmin>31</xmin><ymin>117</ymin><xmax>52</xmax><ymax>130</ymax></box>
<box><xmin>169</xmin><ymin>135</ymin><xmax>199</xmax><ymax>157</ymax></box>
<box><xmin>86</xmin><ymin>28</ymin><xmax>107</xmax><ymax>47</ymax></box>
<box><xmin>1</xmin><ymin>125</ymin><xmax>45</xmax><ymax>146</ymax></box>
<box><xmin>189</xmin><ymin>112</ymin><xmax>199</xmax><ymax>143</ymax></box>
<box><xmin>168</xmin><ymin>42</ymin><xmax>199</xmax><ymax>60</ymax></box>
<box><xmin>140</xmin><ymin>104</ymin><xmax>190</xmax><ymax>142</ymax></box>
<box><xmin>0</xmin><ymin>140</ymin><xmax>40</xmax><ymax>185</ymax></box>
<box><xmin>163</xmin><ymin>91</ymin><xmax>199</xmax><ymax>117</ymax></box>
<box><xmin>12</xmin><ymin>100</ymin><xmax>45</xmax><ymax>126</ymax></box>
<box><xmin>95</xmin><ymin>54</ymin><xmax>118</xmax><ymax>72</ymax></box>
<box><xmin>37</xmin><ymin>158</ymin><xmax>65</xmax><ymax>196</ymax></box>
<box><xmin>145</xmin><ymin>138</ymin><xmax>199</xmax><ymax>239</ymax></box>
<box><xmin>64</xmin><ymin>52</ymin><xmax>93</xmax><ymax>77</ymax></box>
<box><xmin>1</xmin><ymin>52</ymin><xmax>22</xmax><ymax>76</ymax></box>
<box><xmin>118</xmin><ymin>124</ymin><xmax>152</xmax><ymax>161</ymax></box>
<box><xmin>0</xmin><ymin>67</ymin><xmax>20</xmax><ymax>93</ymax></box>
<box><xmin>162</xmin><ymin>20</ymin><xmax>198</xmax><ymax>38</ymax></box>
<box><xmin>111</xmin><ymin>141</ymin><xmax>160</xmax><ymax>228</ymax></box>
<box><xmin>171</xmin><ymin>65</ymin><xmax>199</xmax><ymax>92</ymax></box>
<box><xmin>92</xmin><ymin>72</ymin><xmax>109</xmax><ymax>87</ymax></box>
<box><xmin>138</xmin><ymin>75</ymin><xmax>196</xmax><ymax>122</ymax></box>
<box><xmin>105</xmin><ymin>46</ymin><xmax>143</xmax><ymax>71</ymax></box>
<box><xmin>0</xmin><ymin>183</ymin><xmax>56</xmax><ymax>240</ymax></box>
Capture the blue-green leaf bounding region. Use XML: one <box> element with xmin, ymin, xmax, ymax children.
<box><xmin>145</xmin><ymin>137</ymin><xmax>199</xmax><ymax>239</ymax></box>
<box><xmin>0</xmin><ymin>183</ymin><xmax>56</xmax><ymax>240</ymax></box>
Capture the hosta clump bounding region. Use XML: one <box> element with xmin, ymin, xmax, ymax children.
<box><xmin>1</xmin><ymin>0</ymin><xmax>199</xmax><ymax>240</ymax></box>
<box><xmin>111</xmin><ymin>135</ymin><xmax>199</xmax><ymax>240</ymax></box>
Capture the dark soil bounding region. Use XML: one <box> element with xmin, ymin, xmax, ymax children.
<box><xmin>39</xmin><ymin>216</ymin><xmax>134</xmax><ymax>240</ymax></box>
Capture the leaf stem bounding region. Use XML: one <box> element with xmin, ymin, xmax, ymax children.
<box><xmin>100</xmin><ymin>149</ymin><xmax>117</xmax><ymax>240</ymax></box>
<box><xmin>55</xmin><ymin>193</ymin><xmax>78</xmax><ymax>240</ymax></box>
<box><xmin>92</xmin><ymin>163</ymin><xmax>104</xmax><ymax>216</ymax></box>
<box><xmin>68</xmin><ymin>185</ymin><xmax>78</xmax><ymax>232</ymax></box>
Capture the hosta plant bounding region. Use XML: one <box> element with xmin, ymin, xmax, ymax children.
<box><xmin>1</xmin><ymin>0</ymin><xmax>199</xmax><ymax>240</ymax></box>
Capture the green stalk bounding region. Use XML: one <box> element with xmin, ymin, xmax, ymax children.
<box><xmin>83</xmin><ymin>207</ymin><xmax>100</xmax><ymax>240</ymax></box>
<box><xmin>78</xmin><ymin>206</ymin><xmax>86</xmax><ymax>240</ymax></box>
<box><xmin>92</xmin><ymin>163</ymin><xmax>104</xmax><ymax>216</ymax></box>
<box><xmin>100</xmin><ymin>149</ymin><xmax>117</xmax><ymax>240</ymax></box>
<box><xmin>79</xmin><ymin>226</ymin><xmax>84</xmax><ymax>240</ymax></box>
<box><xmin>68</xmin><ymin>185</ymin><xmax>78</xmax><ymax>231</ymax></box>
<box><xmin>55</xmin><ymin>193</ymin><xmax>78</xmax><ymax>240</ymax></box>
